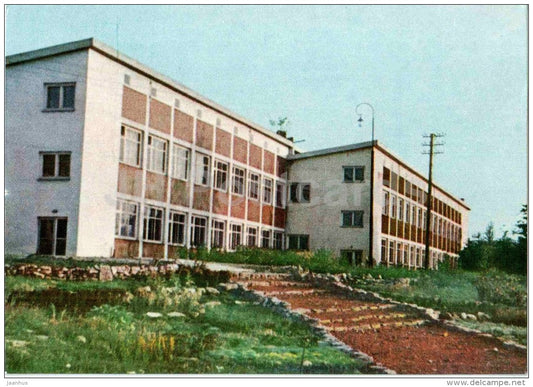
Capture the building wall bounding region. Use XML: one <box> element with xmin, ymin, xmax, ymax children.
<box><xmin>5</xmin><ymin>51</ymin><xmax>89</xmax><ymax>256</ymax></box>
<box><xmin>285</xmin><ymin>149</ymin><xmax>372</xmax><ymax>257</ymax></box>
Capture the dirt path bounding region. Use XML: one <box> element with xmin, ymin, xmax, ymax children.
<box><xmin>233</xmin><ymin>272</ymin><xmax>527</xmax><ymax>375</ymax></box>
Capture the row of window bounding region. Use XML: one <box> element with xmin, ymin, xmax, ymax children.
<box><xmin>382</xmin><ymin>189</ymin><xmax>461</xmax><ymax>242</ymax></box>
<box><xmin>120</xmin><ymin>126</ymin><xmax>286</xmax><ymax>206</ymax></box>
<box><xmin>381</xmin><ymin>238</ymin><xmax>449</xmax><ymax>269</ymax></box>
<box><xmin>116</xmin><ymin>199</ymin><xmax>284</xmax><ymax>249</ymax></box>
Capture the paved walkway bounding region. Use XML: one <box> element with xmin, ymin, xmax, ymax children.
<box><xmin>233</xmin><ymin>272</ymin><xmax>527</xmax><ymax>375</ymax></box>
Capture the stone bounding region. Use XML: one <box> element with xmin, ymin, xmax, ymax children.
<box><xmin>204</xmin><ymin>301</ymin><xmax>221</xmax><ymax>308</ymax></box>
<box><xmin>440</xmin><ymin>312</ymin><xmax>454</xmax><ymax>320</ymax></box>
<box><xmin>35</xmin><ymin>335</ymin><xmax>49</xmax><ymax>341</ymax></box>
<box><xmin>99</xmin><ymin>265</ymin><xmax>113</xmax><ymax>281</ymax></box>
<box><xmin>477</xmin><ymin>312</ymin><xmax>491</xmax><ymax>322</ymax></box>
<box><xmin>77</xmin><ymin>335</ymin><xmax>87</xmax><ymax>343</ymax></box>
<box><xmin>302</xmin><ymin>360</ymin><xmax>312</xmax><ymax>367</ymax></box>
<box><xmin>135</xmin><ymin>286</ymin><xmax>152</xmax><ymax>297</ymax></box>
<box><xmin>8</xmin><ymin>340</ymin><xmax>28</xmax><ymax>348</ymax></box>
<box><xmin>465</xmin><ymin>313</ymin><xmax>477</xmax><ymax>321</ymax></box>
<box><xmin>205</xmin><ymin>287</ymin><xmax>220</xmax><ymax>295</ymax></box>
<box><xmin>217</xmin><ymin>283</ymin><xmax>239</xmax><ymax>291</ymax></box>
<box><xmin>146</xmin><ymin>312</ymin><xmax>163</xmax><ymax>318</ymax></box>
<box><xmin>167</xmin><ymin>312</ymin><xmax>186</xmax><ymax>318</ymax></box>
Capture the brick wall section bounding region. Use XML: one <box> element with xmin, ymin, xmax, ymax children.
<box><xmin>170</xmin><ymin>179</ymin><xmax>189</xmax><ymax>207</ymax></box>
<box><xmin>122</xmin><ymin>86</ymin><xmax>147</xmax><ymax>125</ymax></box>
<box><xmin>149</xmin><ymin>99</ymin><xmax>171</xmax><ymax>134</ymax></box>
<box><xmin>230</xmin><ymin>195</ymin><xmax>246</xmax><ymax>219</ymax></box>
<box><xmin>276</xmin><ymin>156</ymin><xmax>287</xmax><ymax>177</ymax></box>
<box><xmin>262</xmin><ymin>205</ymin><xmax>273</xmax><ymax>225</ymax></box>
<box><xmin>145</xmin><ymin>171</ymin><xmax>167</xmax><ymax>202</ymax></box>
<box><xmin>114</xmin><ymin>239</ymin><xmax>139</xmax><ymax>258</ymax></box>
<box><xmin>193</xmin><ymin>185</ymin><xmax>211</xmax><ymax>211</ymax></box>
<box><xmin>274</xmin><ymin>208</ymin><xmax>286</xmax><ymax>229</ymax></box>
<box><xmin>143</xmin><ymin>242</ymin><xmax>165</xmax><ymax>259</ymax></box>
<box><xmin>263</xmin><ymin>151</ymin><xmax>275</xmax><ymax>175</ymax></box>
<box><xmin>233</xmin><ymin>137</ymin><xmax>248</xmax><ymax>164</ymax></box>
<box><xmin>215</xmin><ymin>128</ymin><xmax>232</xmax><ymax>157</ymax></box>
<box><xmin>249</xmin><ymin>144</ymin><xmax>262</xmax><ymax>170</ymax></box>
<box><xmin>213</xmin><ymin>190</ymin><xmax>229</xmax><ymax>215</ymax></box>
<box><xmin>247</xmin><ymin>200</ymin><xmax>260</xmax><ymax>222</ymax></box>
<box><xmin>117</xmin><ymin>163</ymin><xmax>143</xmax><ymax>197</ymax></box>
<box><xmin>196</xmin><ymin>120</ymin><xmax>214</xmax><ymax>150</ymax></box>
<box><xmin>173</xmin><ymin>109</ymin><xmax>194</xmax><ymax>143</ymax></box>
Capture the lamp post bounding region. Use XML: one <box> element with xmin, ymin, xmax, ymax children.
<box><xmin>356</xmin><ymin>103</ymin><xmax>375</xmax><ymax>267</ymax></box>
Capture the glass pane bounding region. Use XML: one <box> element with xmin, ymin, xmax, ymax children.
<box><xmin>342</xmin><ymin>212</ymin><xmax>352</xmax><ymax>226</ymax></box>
<box><xmin>355</xmin><ymin>167</ymin><xmax>364</xmax><ymax>181</ymax></box>
<box><xmin>38</xmin><ymin>218</ymin><xmax>55</xmax><ymax>255</ymax></box>
<box><xmin>56</xmin><ymin>219</ymin><xmax>68</xmax><ymax>238</ymax></box>
<box><xmin>62</xmin><ymin>85</ymin><xmax>75</xmax><ymax>108</ymax></box>
<box><xmin>300</xmin><ymin>235</ymin><xmax>309</xmax><ymax>250</ymax></box>
<box><xmin>42</xmin><ymin>154</ymin><xmax>56</xmax><ymax>177</ymax></box>
<box><xmin>344</xmin><ymin>167</ymin><xmax>353</xmax><ymax>182</ymax></box>
<box><xmin>55</xmin><ymin>239</ymin><xmax>67</xmax><ymax>256</ymax></box>
<box><xmin>47</xmin><ymin>86</ymin><xmax>60</xmax><ymax>109</ymax></box>
<box><xmin>289</xmin><ymin>184</ymin><xmax>299</xmax><ymax>203</ymax></box>
<box><xmin>302</xmin><ymin>184</ymin><xmax>311</xmax><ymax>202</ymax></box>
<box><xmin>58</xmin><ymin>154</ymin><xmax>70</xmax><ymax>177</ymax></box>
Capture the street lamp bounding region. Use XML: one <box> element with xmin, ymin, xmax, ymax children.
<box><xmin>356</xmin><ymin>103</ymin><xmax>375</xmax><ymax>267</ymax></box>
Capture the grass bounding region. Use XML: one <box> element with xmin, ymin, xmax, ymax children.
<box><xmin>5</xmin><ymin>275</ymin><xmax>364</xmax><ymax>374</ymax></box>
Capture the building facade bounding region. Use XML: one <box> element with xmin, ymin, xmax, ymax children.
<box><xmin>6</xmin><ymin>39</ymin><xmax>469</xmax><ymax>267</ymax></box>
<box><xmin>286</xmin><ymin>142</ymin><xmax>470</xmax><ymax>268</ymax></box>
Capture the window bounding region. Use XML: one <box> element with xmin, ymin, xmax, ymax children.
<box><xmin>261</xmin><ymin>230</ymin><xmax>271</xmax><ymax>248</ymax></box>
<box><xmin>248</xmin><ymin>173</ymin><xmax>260</xmax><ymax>200</ymax></box>
<box><xmin>343</xmin><ymin>166</ymin><xmax>364</xmax><ymax>182</ymax></box>
<box><xmin>211</xmin><ymin>220</ymin><xmax>226</xmax><ymax>248</ymax></box>
<box><xmin>388</xmin><ymin>241</ymin><xmax>395</xmax><ymax>264</ymax></box>
<box><xmin>382</xmin><ymin>191</ymin><xmax>389</xmax><ymax>216</ymax></box>
<box><xmin>147</xmin><ymin>135</ymin><xmax>167</xmax><ymax>174</ymax></box>
<box><xmin>391</xmin><ymin>195</ymin><xmax>397</xmax><ymax>219</ymax></box>
<box><xmin>194</xmin><ymin>153</ymin><xmax>210</xmax><ymax>186</ymax></box>
<box><xmin>342</xmin><ymin>210</ymin><xmax>364</xmax><ymax>227</ymax></box>
<box><xmin>143</xmin><ymin>206</ymin><xmax>164</xmax><ymax>242</ymax></box>
<box><xmin>232</xmin><ymin>167</ymin><xmax>245</xmax><ymax>195</ymax></box>
<box><xmin>120</xmin><ymin>126</ymin><xmax>142</xmax><ymax>168</ymax></box>
<box><xmin>115</xmin><ymin>199</ymin><xmax>138</xmax><ymax>238</ymax></box>
<box><xmin>381</xmin><ymin>238</ymin><xmax>388</xmax><ymax>263</ymax></box>
<box><xmin>398</xmin><ymin>199</ymin><xmax>404</xmax><ymax>221</ymax></box>
<box><xmin>273</xmin><ymin>232</ymin><xmax>284</xmax><ymax>250</ymax></box>
<box><xmin>44</xmin><ymin>83</ymin><xmax>75</xmax><ymax>111</ymax></box>
<box><xmin>341</xmin><ymin>250</ymin><xmax>363</xmax><ymax>266</ymax></box>
<box><xmin>230</xmin><ymin>224</ymin><xmax>242</xmax><ymax>250</ymax></box>
<box><xmin>275</xmin><ymin>182</ymin><xmax>286</xmax><ymax>208</ymax></box>
<box><xmin>289</xmin><ymin>183</ymin><xmax>310</xmax><ymax>203</ymax></box>
<box><xmin>37</xmin><ymin>217</ymin><xmax>68</xmax><ymax>255</ymax></box>
<box><xmin>214</xmin><ymin>160</ymin><xmax>229</xmax><ymax>191</ymax></box>
<box><xmin>263</xmin><ymin>178</ymin><xmax>273</xmax><ymax>204</ymax></box>
<box><xmin>246</xmin><ymin>227</ymin><xmax>258</xmax><ymax>247</ymax></box>
<box><xmin>40</xmin><ymin>152</ymin><xmax>70</xmax><ymax>179</ymax></box>
<box><xmin>168</xmin><ymin>211</ymin><xmax>186</xmax><ymax>245</ymax></box>
<box><xmin>190</xmin><ymin>216</ymin><xmax>207</xmax><ymax>247</ymax></box>
<box><xmin>171</xmin><ymin>144</ymin><xmax>189</xmax><ymax>180</ymax></box>
<box><xmin>287</xmin><ymin>234</ymin><xmax>309</xmax><ymax>250</ymax></box>
<box><xmin>405</xmin><ymin>202</ymin><xmax>410</xmax><ymax>224</ymax></box>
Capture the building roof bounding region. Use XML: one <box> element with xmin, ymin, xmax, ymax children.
<box><xmin>6</xmin><ymin>38</ymin><xmax>299</xmax><ymax>150</ymax></box>
<box><xmin>288</xmin><ymin>140</ymin><xmax>470</xmax><ymax>210</ymax></box>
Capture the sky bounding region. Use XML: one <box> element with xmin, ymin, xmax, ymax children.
<box><xmin>5</xmin><ymin>5</ymin><xmax>528</xmax><ymax>238</ymax></box>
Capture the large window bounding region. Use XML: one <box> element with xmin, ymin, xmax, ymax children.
<box><xmin>120</xmin><ymin>126</ymin><xmax>142</xmax><ymax>168</ymax></box>
<box><xmin>261</xmin><ymin>229</ymin><xmax>271</xmax><ymax>248</ymax></box>
<box><xmin>143</xmin><ymin>206</ymin><xmax>164</xmax><ymax>242</ymax></box>
<box><xmin>214</xmin><ymin>160</ymin><xmax>229</xmax><ymax>191</ymax></box>
<box><xmin>171</xmin><ymin>144</ymin><xmax>189</xmax><ymax>180</ymax></box>
<box><xmin>273</xmin><ymin>232</ymin><xmax>284</xmax><ymax>250</ymax></box>
<box><xmin>190</xmin><ymin>216</ymin><xmax>207</xmax><ymax>247</ymax></box>
<box><xmin>115</xmin><ymin>199</ymin><xmax>138</xmax><ymax>238</ymax></box>
<box><xmin>247</xmin><ymin>226</ymin><xmax>258</xmax><ymax>247</ymax></box>
<box><xmin>230</xmin><ymin>224</ymin><xmax>242</xmax><ymax>250</ymax></box>
<box><xmin>275</xmin><ymin>182</ymin><xmax>286</xmax><ymax>208</ymax></box>
<box><xmin>211</xmin><ymin>220</ymin><xmax>226</xmax><ymax>248</ymax></box>
<box><xmin>232</xmin><ymin>167</ymin><xmax>245</xmax><ymax>195</ymax></box>
<box><xmin>382</xmin><ymin>191</ymin><xmax>389</xmax><ymax>216</ymax></box>
<box><xmin>248</xmin><ymin>173</ymin><xmax>260</xmax><ymax>200</ymax></box>
<box><xmin>343</xmin><ymin>166</ymin><xmax>364</xmax><ymax>182</ymax></box>
<box><xmin>398</xmin><ymin>199</ymin><xmax>404</xmax><ymax>221</ymax></box>
<box><xmin>194</xmin><ymin>153</ymin><xmax>210</xmax><ymax>186</ymax></box>
<box><xmin>287</xmin><ymin>234</ymin><xmax>309</xmax><ymax>250</ymax></box>
<box><xmin>40</xmin><ymin>152</ymin><xmax>70</xmax><ymax>179</ymax></box>
<box><xmin>289</xmin><ymin>183</ymin><xmax>311</xmax><ymax>203</ymax></box>
<box><xmin>341</xmin><ymin>210</ymin><xmax>364</xmax><ymax>227</ymax></box>
<box><xmin>168</xmin><ymin>211</ymin><xmax>186</xmax><ymax>245</ymax></box>
<box><xmin>147</xmin><ymin>135</ymin><xmax>167</xmax><ymax>174</ymax></box>
<box><xmin>38</xmin><ymin>217</ymin><xmax>68</xmax><ymax>256</ymax></box>
<box><xmin>262</xmin><ymin>178</ymin><xmax>273</xmax><ymax>204</ymax></box>
<box><xmin>44</xmin><ymin>83</ymin><xmax>75</xmax><ymax>111</ymax></box>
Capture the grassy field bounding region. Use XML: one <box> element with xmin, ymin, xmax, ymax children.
<box><xmin>5</xmin><ymin>275</ymin><xmax>365</xmax><ymax>374</ymax></box>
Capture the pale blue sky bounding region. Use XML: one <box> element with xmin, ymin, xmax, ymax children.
<box><xmin>5</xmin><ymin>5</ymin><xmax>528</xmax><ymax>237</ymax></box>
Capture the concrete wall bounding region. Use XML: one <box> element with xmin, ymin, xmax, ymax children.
<box><xmin>286</xmin><ymin>149</ymin><xmax>372</xmax><ymax>257</ymax></box>
<box><xmin>5</xmin><ymin>51</ymin><xmax>88</xmax><ymax>256</ymax></box>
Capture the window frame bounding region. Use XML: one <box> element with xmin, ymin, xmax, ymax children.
<box><xmin>232</xmin><ymin>166</ymin><xmax>246</xmax><ymax>196</ymax></box>
<box><xmin>146</xmin><ymin>135</ymin><xmax>168</xmax><ymax>174</ymax></box>
<box><xmin>273</xmin><ymin>231</ymin><xmax>284</xmax><ymax>250</ymax></box>
<box><xmin>288</xmin><ymin>183</ymin><xmax>311</xmax><ymax>204</ymax></box>
<box><xmin>143</xmin><ymin>205</ymin><xmax>164</xmax><ymax>243</ymax></box>
<box><xmin>213</xmin><ymin>160</ymin><xmax>229</xmax><ymax>192</ymax></box>
<box><xmin>38</xmin><ymin>151</ymin><xmax>71</xmax><ymax>181</ymax></box>
<box><xmin>275</xmin><ymin>181</ymin><xmax>286</xmax><ymax>208</ymax></box>
<box><xmin>43</xmin><ymin>82</ymin><xmax>76</xmax><ymax>112</ymax></box>
<box><xmin>120</xmin><ymin>125</ymin><xmax>143</xmax><ymax>168</ymax></box>
<box><xmin>211</xmin><ymin>219</ymin><xmax>226</xmax><ymax>249</ymax></box>
<box><xmin>246</xmin><ymin>226</ymin><xmax>258</xmax><ymax>247</ymax></box>
<box><xmin>262</xmin><ymin>177</ymin><xmax>273</xmax><ymax>204</ymax></box>
<box><xmin>190</xmin><ymin>215</ymin><xmax>208</xmax><ymax>247</ymax></box>
<box><xmin>171</xmin><ymin>144</ymin><xmax>190</xmax><ymax>181</ymax></box>
<box><xmin>194</xmin><ymin>153</ymin><xmax>211</xmax><ymax>186</ymax></box>
<box><xmin>230</xmin><ymin>223</ymin><xmax>243</xmax><ymax>250</ymax></box>
<box><xmin>168</xmin><ymin>210</ymin><xmax>187</xmax><ymax>246</ymax></box>
<box><xmin>341</xmin><ymin>210</ymin><xmax>364</xmax><ymax>228</ymax></box>
<box><xmin>248</xmin><ymin>172</ymin><xmax>260</xmax><ymax>200</ymax></box>
<box><xmin>115</xmin><ymin>199</ymin><xmax>139</xmax><ymax>240</ymax></box>
<box><xmin>287</xmin><ymin>234</ymin><xmax>309</xmax><ymax>250</ymax></box>
<box><xmin>343</xmin><ymin>166</ymin><xmax>365</xmax><ymax>183</ymax></box>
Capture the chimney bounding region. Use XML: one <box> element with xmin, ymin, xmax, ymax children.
<box><xmin>276</xmin><ymin>130</ymin><xmax>287</xmax><ymax>138</ymax></box>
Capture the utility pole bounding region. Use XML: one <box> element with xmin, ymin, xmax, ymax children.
<box><xmin>422</xmin><ymin>133</ymin><xmax>444</xmax><ymax>269</ymax></box>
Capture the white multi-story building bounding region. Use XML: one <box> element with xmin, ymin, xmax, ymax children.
<box><xmin>6</xmin><ymin>38</ymin><xmax>469</xmax><ymax>267</ymax></box>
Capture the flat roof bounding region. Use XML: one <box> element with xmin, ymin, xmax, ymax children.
<box><xmin>6</xmin><ymin>38</ymin><xmax>299</xmax><ymax>150</ymax></box>
<box><xmin>288</xmin><ymin>140</ymin><xmax>470</xmax><ymax>210</ymax></box>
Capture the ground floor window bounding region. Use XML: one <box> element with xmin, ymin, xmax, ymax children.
<box><xmin>287</xmin><ymin>234</ymin><xmax>309</xmax><ymax>250</ymax></box>
<box><xmin>190</xmin><ymin>216</ymin><xmax>207</xmax><ymax>247</ymax></box>
<box><xmin>143</xmin><ymin>206</ymin><xmax>164</xmax><ymax>243</ymax></box>
<box><xmin>115</xmin><ymin>199</ymin><xmax>138</xmax><ymax>238</ymax></box>
<box><xmin>381</xmin><ymin>238</ymin><xmax>388</xmax><ymax>263</ymax></box>
<box><xmin>230</xmin><ymin>224</ymin><xmax>242</xmax><ymax>250</ymax></box>
<box><xmin>211</xmin><ymin>220</ymin><xmax>226</xmax><ymax>248</ymax></box>
<box><xmin>273</xmin><ymin>232</ymin><xmax>284</xmax><ymax>250</ymax></box>
<box><xmin>341</xmin><ymin>250</ymin><xmax>363</xmax><ymax>266</ymax></box>
<box><xmin>261</xmin><ymin>230</ymin><xmax>271</xmax><ymax>248</ymax></box>
<box><xmin>168</xmin><ymin>211</ymin><xmax>186</xmax><ymax>245</ymax></box>
<box><xmin>37</xmin><ymin>217</ymin><xmax>67</xmax><ymax>256</ymax></box>
<box><xmin>246</xmin><ymin>226</ymin><xmax>258</xmax><ymax>247</ymax></box>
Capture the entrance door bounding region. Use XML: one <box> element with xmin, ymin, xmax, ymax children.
<box><xmin>37</xmin><ymin>217</ymin><xmax>67</xmax><ymax>255</ymax></box>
